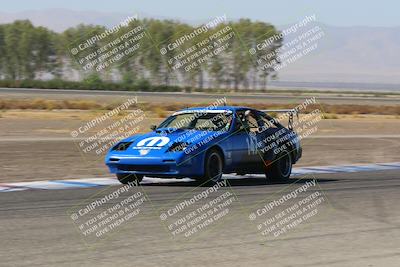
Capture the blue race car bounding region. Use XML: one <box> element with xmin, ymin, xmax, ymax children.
<box><xmin>105</xmin><ymin>106</ymin><xmax>302</xmax><ymax>184</ymax></box>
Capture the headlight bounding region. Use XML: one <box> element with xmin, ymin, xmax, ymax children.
<box><xmin>112</xmin><ymin>142</ymin><xmax>133</xmax><ymax>151</ymax></box>
<box><xmin>167</xmin><ymin>142</ymin><xmax>190</xmax><ymax>152</ymax></box>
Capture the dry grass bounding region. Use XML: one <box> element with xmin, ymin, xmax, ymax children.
<box><xmin>322</xmin><ymin>113</ymin><xmax>339</xmax><ymax>119</ymax></box>
<box><xmin>0</xmin><ymin>98</ymin><xmax>105</xmax><ymax>110</ymax></box>
<box><xmin>1</xmin><ymin>98</ymin><xmax>400</xmax><ymax>116</ymax></box>
<box><xmin>142</xmin><ymin>102</ymin><xmax>400</xmax><ymax>116</ymax></box>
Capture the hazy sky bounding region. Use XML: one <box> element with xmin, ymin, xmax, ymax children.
<box><xmin>1</xmin><ymin>0</ymin><xmax>397</xmax><ymax>27</ymax></box>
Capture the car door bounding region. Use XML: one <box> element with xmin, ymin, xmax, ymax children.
<box><xmin>257</xmin><ymin>113</ymin><xmax>283</xmax><ymax>162</ymax></box>
<box><xmin>230</xmin><ymin>110</ymin><xmax>262</xmax><ymax>169</ymax></box>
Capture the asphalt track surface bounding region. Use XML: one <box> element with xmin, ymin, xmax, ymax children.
<box><xmin>1</xmin><ymin>170</ymin><xmax>399</xmax><ymax>267</ymax></box>
<box><xmin>2</xmin><ymin>87</ymin><xmax>400</xmax><ymax>106</ymax></box>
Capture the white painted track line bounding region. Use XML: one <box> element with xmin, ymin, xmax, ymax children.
<box><xmin>1</xmin><ymin>162</ymin><xmax>399</xmax><ymax>192</ymax></box>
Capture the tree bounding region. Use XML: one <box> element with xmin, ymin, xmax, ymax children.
<box><xmin>0</xmin><ymin>25</ymin><xmax>5</xmax><ymax>78</ymax></box>
<box><xmin>0</xmin><ymin>18</ymin><xmax>283</xmax><ymax>91</ymax></box>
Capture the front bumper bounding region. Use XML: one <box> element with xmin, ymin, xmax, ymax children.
<box><xmin>105</xmin><ymin>153</ymin><xmax>203</xmax><ymax>178</ymax></box>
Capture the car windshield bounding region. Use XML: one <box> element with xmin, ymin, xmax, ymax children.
<box><xmin>158</xmin><ymin>112</ymin><xmax>232</xmax><ymax>131</ymax></box>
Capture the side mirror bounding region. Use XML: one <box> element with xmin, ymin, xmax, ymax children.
<box><xmin>150</xmin><ymin>125</ymin><xmax>157</xmax><ymax>131</ymax></box>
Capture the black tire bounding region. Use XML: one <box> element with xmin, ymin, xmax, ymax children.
<box><xmin>202</xmin><ymin>149</ymin><xmax>224</xmax><ymax>183</ymax></box>
<box><xmin>116</xmin><ymin>173</ymin><xmax>143</xmax><ymax>184</ymax></box>
<box><xmin>265</xmin><ymin>150</ymin><xmax>292</xmax><ymax>182</ymax></box>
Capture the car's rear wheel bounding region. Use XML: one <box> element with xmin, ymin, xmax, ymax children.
<box><xmin>203</xmin><ymin>149</ymin><xmax>224</xmax><ymax>183</ymax></box>
<box><xmin>265</xmin><ymin>150</ymin><xmax>292</xmax><ymax>182</ymax></box>
<box><xmin>116</xmin><ymin>173</ymin><xmax>143</xmax><ymax>184</ymax></box>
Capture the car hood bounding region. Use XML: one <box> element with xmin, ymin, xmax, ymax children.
<box><xmin>113</xmin><ymin>128</ymin><xmax>224</xmax><ymax>156</ymax></box>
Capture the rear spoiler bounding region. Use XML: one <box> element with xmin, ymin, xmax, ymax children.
<box><xmin>261</xmin><ymin>109</ymin><xmax>299</xmax><ymax>130</ymax></box>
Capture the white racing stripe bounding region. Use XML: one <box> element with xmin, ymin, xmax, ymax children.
<box><xmin>0</xmin><ymin>162</ymin><xmax>399</xmax><ymax>193</ymax></box>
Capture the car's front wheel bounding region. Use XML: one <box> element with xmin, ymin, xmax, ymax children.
<box><xmin>265</xmin><ymin>150</ymin><xmax>292</xmax><ymax>182</ymax></box>
<box><xmin>203</xmin><ymin>149</ymin><xmax>224</xmax><ymax>183</ymax></box>
<box><xmin>116</xmin><ymin>173</ymin><xmax>143</xmax><ymax>184</ymax></box>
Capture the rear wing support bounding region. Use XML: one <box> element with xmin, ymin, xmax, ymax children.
<box><xmin>261</xmin><ymin>109</ymin><xmax>299</xmax><ymax>130</ymax></box>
